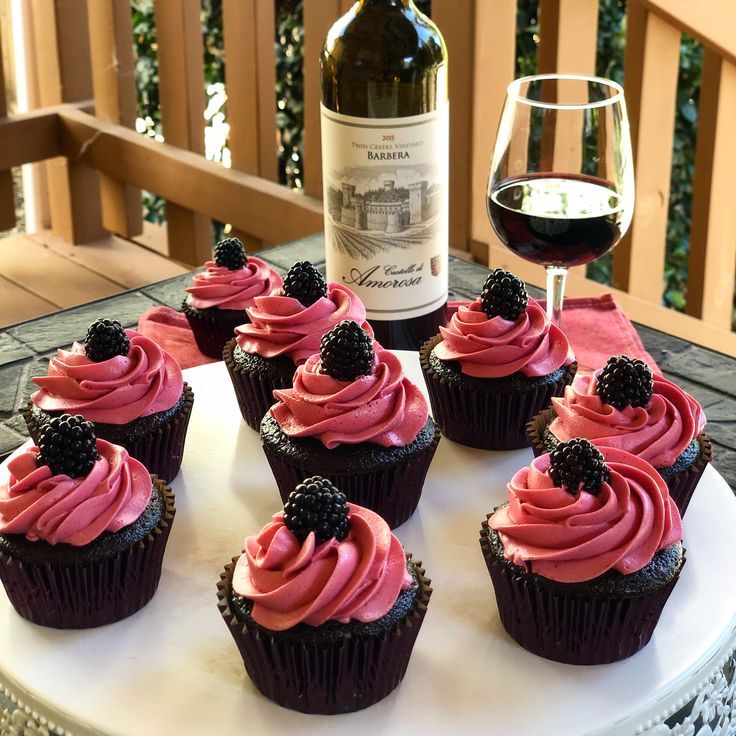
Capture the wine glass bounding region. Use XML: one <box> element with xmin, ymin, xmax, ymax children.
<box><xmin>487</xmin><ymin>74</ymin><xmax>634</xmax><ymax>326</ymax></box>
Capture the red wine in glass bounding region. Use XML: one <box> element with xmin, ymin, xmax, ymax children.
<box><xmin>488</xmin><ymin>173</ymin><xmax>625</xmax><ymax>268</ymax></box>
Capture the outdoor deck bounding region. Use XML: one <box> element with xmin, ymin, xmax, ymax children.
<box><xmin>0</xmin><ymin>225</ymin><xmax>187</xmax><ymax>328</ymax></box>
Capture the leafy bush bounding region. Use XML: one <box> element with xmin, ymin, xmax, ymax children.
<box><xmin>276</xmin><ymin>0</ymin><xmax>304</xmax><ymax>189</ymax></box>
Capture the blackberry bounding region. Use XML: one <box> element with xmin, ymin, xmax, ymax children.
<box><xmin>320</xmin><ymin>320</ymin><xmax>374</xmax><ymax>381</ymax></box>
<box><xmin>36</xmin><ymin>414</ymin><xmax>99</xmax><ymax>478</ymax></box>
<box><xmin>283</xmin><ymin>476</ymin><xmax>350</xmax><ymax>544</ymax></box>
<box><xmin>549</xmin><ymin>438</ymin><xmax>609</xmax><ymax>496</ymax></box>
<box><xmin>84</xmin><ymin>318</ymin><xmax>130</xmax><ymax>362</ymax></box>
<box><xmin>596</xmin><ymin>355</ymin><xmax>654</xmax><ymax>410</ymax></box>
<box><xmin>283</xmin><ymin>261</ymin><xmax>327</xmax><ymax>306</ymax></box>
<box><xmin>480</xmin><ymin>268</ymin><xmax>528</xmax><ymax>321</ymax></box>
<box><xmin>214</xmin><ymin>237</ymin><xmax>248</xmax><ymax>270</ymax></box>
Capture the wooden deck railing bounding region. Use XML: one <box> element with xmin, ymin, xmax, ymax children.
<box><xmin>1</xmin><ymin>0</ymin><xmax>735</xmax><ymax>355</ymax></box>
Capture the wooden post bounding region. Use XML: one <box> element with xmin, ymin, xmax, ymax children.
<box><xmin>154</xmin><ymin>0</ymin><xmax>212</xmax><ymax>265</ymax></box>
<box><xmin>86</xmin><ymin>0</ymin><xmax>142</xmax><ymax>237</ymax></box>
<box><xmin>537</xmin><ymin>0</ymin><xmax>600</xmax><ymax>174</ymax></box>
<box><xmin>30</xmin><ymin>0</ymin><xmax>105</xmax><ymax>243</ymax></box>
<box><xmin>469</xmin><ymin>0</ymin><xmax>516</xmax><ymax>264</ymax></box>
<box><xmin>21</xmin><ymin>0</ymin><xmax>50</xmax><ymax>231</ymax></box>
<box><xmin>222</xmin><ymin>0</ymin><xmax>280</xmax><ymax>249</ymax></box>
<box><xmin>685</xmin><ymin>49</ymin><xmax>736</xmax><ymax>329</ymax></box>
<box><xmin>433</xmin><ymin>0</ymin><xmax>475</xmax><ymax>254</ymax></box>
<box><xmin>611</xmin><ymin>3</ymin><xmax>680</xmax><ymax>297</ymax></box>
<box><xmin>537</xmin><ymin>0</ymin><xmax>599</xmax><ymax>75</ymax></box>
<box><xmin>254</xmin><ymin>0</ymin><xmax>278</xmax><ymax>185</ymax></box>
<box><xmin>223</xmin><ymin>0</ymin><xmax>261</xmax><ymax>178</ymax></box>
<box><xmin>0</xmin><ymin>7</ymin><xmax>16</xmax><ymax>231</ymax></box>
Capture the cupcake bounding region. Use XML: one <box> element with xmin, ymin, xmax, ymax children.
<box><xmin>217</xmin><ymin>475</ymin><xmax>431</xmax><ymax>713</ymax></box>
<box><xmin>480</xmin><ymin>440</ymin><xmax>684</xmax><ymax>665</ymax></box>
<box><xmin>527</xmin><ymin>354</ymin><xmax>711</xmax><ymax>516</ymax></box>
<box><xmin>182</xmin><ymin>237</ymin><xmax>283</xmax><ymax>359</ymax></box>
<box><xmin>261</xmin><ymin>321</ymin><xmax>440</xmax><ymax>528</ymax></box>
<box><xmin>24</xmin><ymin>318</ymin><xmax>193</xmax><ymax>482</ymax></box>
<box><xmin>420</xmin><ymin>269</ymin><xmax>576</xmax><ymax>450</ymax></box>
<box><xmin>224</xmin><ymin>260</ymin><xmax>372</xmax><ymax>430</ymax></box>
<box><xmin>0</xmin><ymin>415</ymin><xmax>175</xmax><ymax>629</ymax></box>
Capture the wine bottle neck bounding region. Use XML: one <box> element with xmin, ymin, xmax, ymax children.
<box><xmin>357</xmin><ymin>0</ymin><xmax>414</xmax><ymax>9</ymax></box>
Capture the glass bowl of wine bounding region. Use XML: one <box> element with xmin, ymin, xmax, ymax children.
<box><xmin>488</xmin><ymin>74</ymin><xmax>634</xmax><ymax>325</ymax></box>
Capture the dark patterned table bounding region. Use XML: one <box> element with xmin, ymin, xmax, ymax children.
<box><xmin>1</xmin><ymin>233</ymin><xmax>734</xmax><ymax>489</ymax></box>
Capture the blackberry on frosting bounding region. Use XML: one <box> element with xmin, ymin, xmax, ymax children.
<box><xmin>84</xmin><ymin>318</ymin><xmax>130</xmax><ymax>363</ymax></box>
<box><xmin>36</xmin><ymin>414</ymin><xmax>99</xmax><ymax>478</ymax></box>
<box><xmin>480</xmin><ymin>268</ymin><xmax>528</xmax><ymax>321</ymax></box>
<box><xmin>596</xmin><ymin>355</ymin><xmax>653</xmax><ymax>410</ymax></box>
<box><xmin>283</xmin><ymin>476</ymin><xmax>349</xmax><ymax>544</ymax></box>
<box><xmin>320</xmin><ymin>320</ymin><xmax>374</xmax><ymax>381</ymax></box>
<box><xmin>214</xmin><ymin>237</ymin><xmax>248</xmax><ymax>271</ymax></box>
<box><xmin>283</xmin><ymin>261</ymin><xmax>327</xmax><ymax>307</ymax></box>
<box><xmin>549</xmin><ymin>438</ymin><xmax>609</xmax><ymax>496</ymax></box>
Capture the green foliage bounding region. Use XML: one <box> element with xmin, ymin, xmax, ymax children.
<box><xmin>276</xmin><ymin>0</ymin><xmax>304</xmax><ymax>190</ymax></box>
<box><xmin>516</xmin><ymin>1</ymin><xmax>539</xmax><ymax>77</ymax></box>
<box><xmin>666</xmin><ymin>36</ymin><xmax>701</xmax><ymax>313</ymax></box>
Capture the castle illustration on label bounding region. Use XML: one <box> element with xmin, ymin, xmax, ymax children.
<box><xmin>327</xmin><ymin>178</ymin><xmax>441</xmax><ymax>234</ymax></box>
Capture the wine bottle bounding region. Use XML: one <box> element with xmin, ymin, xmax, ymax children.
<box><xmin>320</xmin><ymin>0</ymin><xmax>449</xmax><ymax>351</ymax></box>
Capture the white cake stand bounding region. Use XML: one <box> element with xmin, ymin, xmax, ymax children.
<box><xmin>1</xmin><ymin>356</ymin><xmax>735</xmax><ymax>736</ymax></box>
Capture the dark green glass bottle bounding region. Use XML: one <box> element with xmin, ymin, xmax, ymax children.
<box><xmin>321</xmin><ymin>0</ymin><xmax>449</xmax><ymax>350</ymax></box>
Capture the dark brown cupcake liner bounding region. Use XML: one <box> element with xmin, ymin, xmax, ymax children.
<box><xmin>0</xmin><ymin>479</ymin><xmax>175</xmax><ymax>629</ymax></box>
<box><xmin>182</xmin><ymin>299</ymin><xmax>248</xmax><ymax>360</ymax></box>
<box><xmin>665</xmin><ymin>433</ymin><xmax>712</xmax><ymax>516</ymax></box>
<box><xmin>24</xmin><ymin>384</ymin><xmax>194</xmax><ymax>484</ymax></box>
<box><xmin>479</xmin><ymin>517</ymin><xmax>681</xmax><ymax>665</ymax></box>
<box><xmin>420</xmin><ymin>334</ymin><xmax>577</xmax><ymax>450</ymax></box>
<box><xmin>526</xmin><ymin>407</ymin><xmax>556</xmax><ymax>458</ymax></box>
<box><xmin>217</xmin><ymin>554</ymin><xmax>431</xmax><ymax>714</ymax></box>
<box><xmin>261</xmin><ymin>428</ymin><xmax>440</xmax><ymax>529</ymax></box>
<box><xmin>223</xmin><ymin>338</ymin><xmax>293</xmax><ymax>431</ymax></box>
<box><xmin>527</xmin><ymin>408</ymin><xmax>712</xmax><ymax>516</ymax></box>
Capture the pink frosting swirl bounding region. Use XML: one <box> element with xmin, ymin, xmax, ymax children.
<box><xmin>185</xmin><ymin>257</ymin><xmax>282</xmax><ymax>310</ymax></box>
<box><xmin>0</xmin><ymin>440</ymin><xmax>152</xmax><ymax>546</ymax></box>
<box><xmin>235</xmin><ymin>284</ymin><xmax>373</xmax><ymax>364</ymax></box>
<box><xmin>31</xmin><ymin>329</ymin><xmax>183</xmax><ymax>425</ymax></box>
<box><xmin>488</xmin><ymin>447</ymin><xmax>683</xmax><ymax>583</ymax></box>
<box><xmin>270</xmin><ymin>348</ymin><xmax>429</xmax><ymax>448</ymax></box>
<box><xmin>433</xmin><ymin>297</ymin><xmax>573</xmax><ymax>378</ymax></box>
<box><xmin>549</xmin><ymin>372</ymin><xmax>706</xmax><ymax>467</ymax></box>
<box><xmin>232</xmin><ymin>503</ymin><xmax>412</xmax><ymax>631</ymax></box>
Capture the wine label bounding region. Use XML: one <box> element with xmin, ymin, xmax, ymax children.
<box><xmin>321</xmin><ymin>103</ymin><xmax>449</xmax><ymax>321</ymax></box>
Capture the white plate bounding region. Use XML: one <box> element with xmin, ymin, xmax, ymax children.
<box><xmin>1</xmin><ymin>354</ymin><xmax>735</xmax><ymax>736</ymax></box>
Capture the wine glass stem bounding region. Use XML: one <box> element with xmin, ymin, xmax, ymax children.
<box><xmin>545</xmin><ymin>266</ymin><xmax>568</xmax><ymax>327</ymax></box>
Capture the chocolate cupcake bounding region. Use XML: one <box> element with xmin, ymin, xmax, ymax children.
<box><xmin>224</xmin><ymin>261</ymin><xmax>373</xmax><ymax>430</ymax></box>
<box><xmin>261</xmin><ymin>321</ymin><xmax>440</xmax><ymax>528</ymax></box>
<box><xmin>527</xmin><ymin>355</ymin><xmax>711</xmax><ymax>516</ymax></box>
<box><xmin>420</xmin><ymin>269</ymin><xmax>576</xmax><ymax>450</ymax></box>
<box><xmin>183</xmin><ymin>237</ymin><xmax>283</xmax><ymax>359</ymax></box>
<box><xmin>0</xmin><ymin>415</ymin><xmax>175</xmax><ymax>629</ymax></box>
<box><xmin>217</xmin><ymin>476</ymin><xmax>431</xmax><ymax>714</ymax></box>
<box><xmin>480</xmin><ymin>442</ymin><xmax>684</xmax><ymax>665</ymax></box>
<box><xmin>24</xmin><ymin>318</ymin><xmax>193</xmax><ymax>482</ymax></box>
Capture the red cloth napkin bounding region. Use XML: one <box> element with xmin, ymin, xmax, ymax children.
<box><xmin>449</xmin><ymin>292</ymin><xmax>658</xmax><ymax>374</ymax></box>
<box><xmin>137</xmin><ymin>307</ymin><xmax>216</xmax><ymax>370</ymax></box>
<box><xmin>138</xmin><ymin>293</ymin><xmax>657</xmax><ymax>374</ymax></box>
